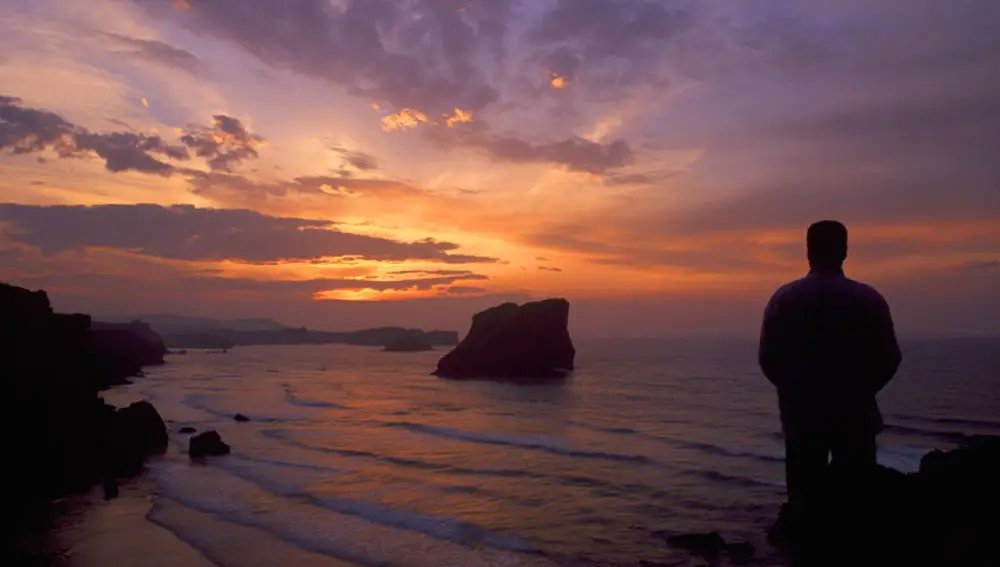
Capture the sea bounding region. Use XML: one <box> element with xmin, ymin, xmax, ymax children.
<box><xmin>104</xmin><ymin>338</ymin><xmax>999</xmax><ymax>567</ymax></box>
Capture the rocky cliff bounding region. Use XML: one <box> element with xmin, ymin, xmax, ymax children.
<box><xmin>2</xmin><ymin>283</ymin><xmax>168</xmax><ymax>519</ymax></box>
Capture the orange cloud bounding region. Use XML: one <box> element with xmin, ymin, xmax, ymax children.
<box><xmin>315</xmin><ymin>287</ymin><xmax>444</xmax><ymax>302</ymax></box>
<box><xmin>549</xmin><ymin>72</ymin><xmax>568</xmax><ymax>89</ymax></box>
<box><xmin>381</xmin><ymin>108</ymin><xmax>431</xmax><ymax>132</ymax></box>
<box><xmin>445</xmin><ymin>108</ymin><xmax>473</xmax><ymax>127</ymax></box>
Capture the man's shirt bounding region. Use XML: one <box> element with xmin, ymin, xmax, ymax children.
<box><xmin>759</xmin><ymin>270</ymin><xmax>902</xmax><ymax>438</ymax></box>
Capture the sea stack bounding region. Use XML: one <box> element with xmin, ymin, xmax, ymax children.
<box><xmin>433</xmin><ymin>298</ymin><xmax>575</xmax><ymax>380</ymax></box>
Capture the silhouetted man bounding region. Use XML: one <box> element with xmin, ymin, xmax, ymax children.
<box><xmin>759</xmin><ymin>220</ymin><xmax>901</xmax><ymax>518</ymax></box>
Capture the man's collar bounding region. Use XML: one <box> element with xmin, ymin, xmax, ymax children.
<box><xmin>807</xmin><ymin>267</ymin><xmax>845</xmax><ymax>277</ymax></box>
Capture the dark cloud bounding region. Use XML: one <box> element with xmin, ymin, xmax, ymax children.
<box><xmin>1</xmin><ymin>96</ymin><xmax>264</xmax><ymax>176</ymax></box>
<box><xmin>0</xmin><ymin>95</ymin><xmax>185</xmax><ymax>175</ymax></box>
<box><xmin>140</xmin><ymin>0</ymin><xmax>507</xmax><ymax>115</ymax></box>
<box><xmin>332</xmin><ymin>146</ymin><xmax>378</xmax><ymax>171</ymax></box>
<box><xmin>104</xmin><ymin>32</ymin><xmax>202</xmax><ymax>74</ymax></box>
<box><xmin>186</xmin><ymin>172</ymin><xmax>421</xmax><ymax>201</ymax></box>
<box><xmin>180</xmin><ymin>115</ymin><xmax>265</xmax><ymax>172</ymax></box>
<box><xmin>0</xmin><ymin>203</ymin><xmax>499</xmax><ymax>265</ymax></box>
<box><xmin>538</xmin><ymin>266</ymin><xmax>563</xmax><ymax>272</ymax></box>
<box><xmin>530</xmin><ymin>0</ymin><xmax>693</xmax><ymax>65</ymax></box>
<box><xmin>429</xmin><ymin>121</ymin><xmax>634</xmax><ymax>174</ymax></box>
<box><xmin>603</xmin><ymin>171</ymin><xmax>681</xmax><ymax>186</ymax></box>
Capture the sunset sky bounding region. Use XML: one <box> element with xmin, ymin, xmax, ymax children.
<box><xmin>1</xmin><ymin>0</ymin><xmax>998</xmax><ymax>337</ymax></box>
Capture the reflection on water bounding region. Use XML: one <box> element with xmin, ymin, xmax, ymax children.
<box><xmin>89</xmin><ymin>338</ymin><xmax>1000</xmax><ymax>567</ymax></box>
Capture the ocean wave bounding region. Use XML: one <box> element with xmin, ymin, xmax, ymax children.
<box><xmin>888</xmin><ymin>414</ymin><xmax>1000</xmax><ymax>430</ymax></box>
<box><xmin>261</xmin><ymin>429</ymin><xmax>449</xmax><ymax>470</ymax></box>
<box><xmin>681</xmin><ymin>468</ymin><xmax>783</xmax><ymax>489</ymax></box>
<box><xmin>311</xmin><ymin>496</ymin><xmax>534</xmax><ymax>552</ymax></box>
<box><xmin>383</xmin><ymin>421</ymin><xmax>655</xmax><ymax>464</ymax></box>
<box><xmin>183</xmin><ymin>393</ymin><xmax>310</xmax><ymax>423</ymax></box>
<box><xmin>282</xmin><ymin>387</ymin><xmax>350</xmax><ymax>409</ymax></box>
<box><xmin>199</xmin><ymin>457</ymin><xmax>534</xmax><ymax>553</ymax></box>
<box><xmin>876</xmin><ymin>445</ymin><xmax>929</xmax><ymax>473</ymax></box>
<box><xmin>681</xmin><ymin>440</ymin><xmax>786</xmax><ymax>464</ymax></box>
<box><xmin>148</xmin><ymin>467</ymin><xmax>548</xmax><ymax>567</ymax></box>
<box><xmin>883</xmin><ymin>423</ymin><xmax>971</xmax><ymax>441</ymax></box>
<box><xmin>262</xmin><ymin>428</ymin><xmax>656</xmax><ymax>498</ymax></box>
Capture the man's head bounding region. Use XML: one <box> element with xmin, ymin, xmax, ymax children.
<box><xmin>807</xmin><ymin>220</ymin><xmax>848</xmax><ymax>270</ymax></box>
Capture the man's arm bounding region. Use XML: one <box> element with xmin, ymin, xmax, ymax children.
<box><xmin>870</xmin><ymin>293</ymin><xmax>902</xmax><ymax>393</ymax></box>
<box><xmin>758</xmin><ymin>291</ymin><xmax>783</xmax><ymax>387</ymax></box>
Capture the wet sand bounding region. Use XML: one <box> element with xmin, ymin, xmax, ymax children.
<box><xmin>41</xmin><ymin>481</ymin><xmax>217</xmax><ymax>567</ymax></box>
<box><xmin>32</xmin><ymin>474</ymin><xmax>364</xmax><ymax>567</ymax></box>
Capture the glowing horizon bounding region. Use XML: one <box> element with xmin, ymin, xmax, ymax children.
<box><xmin>1</xmin><ymin>0</ymin><xmax>998</xmax><ymax>337</ymax></box>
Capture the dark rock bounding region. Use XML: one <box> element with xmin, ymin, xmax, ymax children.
<box><xmin>433</xmin><ymin>298</ymin><xmax>575</xmax><ymax>380</ymax></box>
<box><xmin>665</xmin><ymin>532</ymin><xmax>726</xmax><ymax>556</ymax></box>
<box><xmin>109</xmin><ymin>400</ymin><xmax>168</xmax><ymax>474</ymax></box>
<box><xmin>88</xmin><ymin>321</ymin><xmax>167</xmax><ymax>385</ymax></box>
<box><xmin>383</xmin><ymin>330</ymin><xmax>433</xmax><ymax>352</ymax></box>
<box><xmin>189</xmin><ymin>430</ymin><xmax>231</xmax><ymax>458</ymax></box>
<box><xmin>102</xmin><ymin>479</ymin><xmax>119</xmax><ymax>500</ymax></box>
<box><xmin>2</xmin><ymin>282</ymin><xmax>167</xmax><ymax>525</ymax></box>
<box><xmin>234</xmin><ymin>413</ymin><xmax>250</xmax><ymax>422</ymax></box>
<box><xmin>768</xmin><ymin>435</ymin><xmax>1000</xmax><ymax>565</ymax></box>
<box><xmin>725</xmin><ymin>541</ymin><xmax>756</xmax><ymax>562</ymax></box>
<box><xmin>179</xmin><ymin>426</ymin><xmax>197</xmax><ymax>434</ymax></box>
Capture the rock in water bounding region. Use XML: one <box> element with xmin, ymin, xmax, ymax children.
<box><xmin>189</xmin><ymin>430</ymin><xmax>231</xmax><ymax>458</ymax></box>
<box><xmin>433</xmin><ymin>298</ymin><xmax>575</xmax><ymax>380</ymax></box>
<box><xmin>234</xmin><ymin>413</ymin><xmax>250</xmax><ymax>422</ymax></box>
<box><xmin>179</xmin><ymin>426</ymin><xmax>197</xmax><ymax>434</ymax></box>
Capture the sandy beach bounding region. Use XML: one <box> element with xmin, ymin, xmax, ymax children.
<box><xmin>33</xmin><ymin>480</ymin><xmax>215</xmax><ymax>567</ymax></box>
<box><xmin>31</xmin><ymin>473</ymin><xmax>363</xmax><ymax>567</ymax></box>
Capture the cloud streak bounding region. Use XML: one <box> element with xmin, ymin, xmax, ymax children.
<box><xmin>0</xmin><ymin>203</ymin><xmax>498</xmax><ymax>265</ymax></box>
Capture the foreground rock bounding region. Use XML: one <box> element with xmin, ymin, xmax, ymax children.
<box><xmin>434</xmin><ymin>298</ymin><xmax>575</xmax><ymax>380</ymax></box>
<box><xmin>767</xmin><ymin>435</ymin><xmax>1000</xmax><ymax>566</ymax></box>
<box><xmin>189</xmin><ymin>430</ymin><xmax>231</xmax><ymax>458</ymax></box>
<box><xmin>108</xmin><ymin>400</ymin><xmax>169</xmax><ymax>475</ymax></box>
<box><xmin>3</xmin><ymin>282</ymin><xmax>169</xmax><ymax>523</ymax></box>
<box><xmin>664</xmin><ymin>532</ymin><xmax>755</xmax><ymax>562</ymax></box>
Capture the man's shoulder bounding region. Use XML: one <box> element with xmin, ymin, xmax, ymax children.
<box><xmin>764</xmin><ymin>278</ymin><xmax>808</xmax><ymax>313</ymax></box>
<box><xmin>843</xmin><ymin>277</ymin><xmax>888</xmax><ymax>303</ymax></box>
<box><xmin>771</xmin><ymin>277</ymin><xmax>809</xmax><ymax>298</ymax></box>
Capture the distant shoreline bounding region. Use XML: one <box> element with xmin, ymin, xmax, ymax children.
<box><xmin>159</xmin><ymin>327</ymin><xmax>459</xmax><ymax>350</ymax></box>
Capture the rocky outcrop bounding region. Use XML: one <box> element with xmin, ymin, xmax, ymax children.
<box><xmin>3</xmin><ymin>282</ymin><xmax>168</xmax><ymax>518</ymax></box>
<box><xmin>90</xmin><ymin>320</ymin><xmax>167</xmax><ymax>383</ymax></box>
<box><xmin>767</xmin><ymin>435</ymin><xmax>1000</xmax><ymax>566</ymax></box>
<box><xmin>663</xmin><ymin>532</ymin><xmax>755</xmax><ymax>562</ymax></box>
<box><xmin>189</xmin><ymin>430</ymin><xmax>231</xmax><ymax>458</ymax></box>
<box><xmin>109</xmin><ymin>401</ymin><xmax>169</xmax><ymax>475</ymax></box>
<box><xmin>383</xmin><ymin>330</ymin><xmax>433</xmax><ymax>352</ymax></box>
<box><xmin>433</xmin><ymin>298</ymin><xmax>575</xmax><ymax>379</ymax></box>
